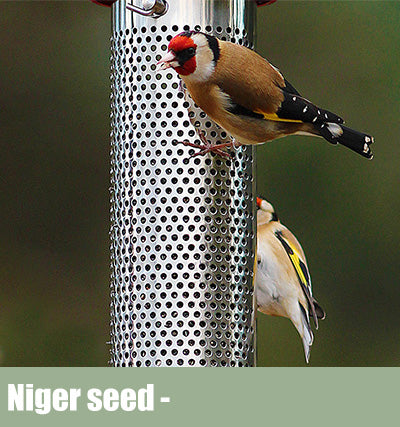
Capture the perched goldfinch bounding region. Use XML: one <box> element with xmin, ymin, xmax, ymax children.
<box><xmin>158</xmin><ymin>31</ymin><xmax>374</xmax><ymax>159</ymax></box>
<box><xmin>256</xmin><ymin>196</ymin><xmax>325</xmax><ymax>363</ymax></box>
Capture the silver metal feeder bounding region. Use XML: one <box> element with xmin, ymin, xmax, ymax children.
<box><xmin>110</xmin><ymin>0</ymin><xmax>256</xmax><ymax>367</ymax></box>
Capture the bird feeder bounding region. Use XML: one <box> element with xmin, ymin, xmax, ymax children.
<box><xmin>108</xmin><ymin>0</ymin><xmax>257</xmax><ymax>367</ymax></box>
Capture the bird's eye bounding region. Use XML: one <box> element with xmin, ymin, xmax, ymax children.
<box><xmin>187</xmin><ymin>47</ymin><xmax>196</xmax><ymax>56</ymax></box>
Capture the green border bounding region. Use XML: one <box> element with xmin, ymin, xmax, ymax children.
<box><xmin>0</xmin><ymin>368</ymin><xmax>398</xmax><ymax>426</ymax></box>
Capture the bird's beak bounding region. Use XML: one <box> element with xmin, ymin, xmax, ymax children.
<box><xmin>157</xmin><ymin>51</ymin><xmax>178</xmax><ymax>71</ymax></box>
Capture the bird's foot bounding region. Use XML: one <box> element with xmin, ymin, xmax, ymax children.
<box><xmin>177</xmin><ymin>132</ymin><xmax>240</xmax><ymax>159</ymax></box>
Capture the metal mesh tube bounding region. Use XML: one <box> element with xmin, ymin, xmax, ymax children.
<box><xmin>110</xmin><ymin>0</ymin><xmax>256</xmax><ymax>367</ymax></box>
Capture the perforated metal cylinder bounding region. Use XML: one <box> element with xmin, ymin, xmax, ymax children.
<box><xmin>110</xmin><ymin>0</ymin><xmax>256</xmax><ymax>367</ymax></box>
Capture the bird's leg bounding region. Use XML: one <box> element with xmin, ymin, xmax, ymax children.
<box><xmin>204</xmin><ymin>137</ymin><xmax>241</xmax><ymax>152</ymax></box>
<box><xmin>178</xmin><ymin>131</ymin><xmax>241</xmax><ymax>158</ymax></box>
<box><xmin>177</xmin><ymin>131</ymin><xmax>229</xmax><ymax>158</ymax></box>
<box><xmin>191</xmin><ymin>138</ymin><xmax>240</xmax><ymax>158</ymax></box>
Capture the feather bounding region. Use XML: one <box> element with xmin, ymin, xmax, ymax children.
<box><xmin>274</xmin><ymin>230</ymin><xmax>320</xmax><ymax>328</ymax></box>
<box><xmin>298</xmin><ymin>303</ymin><xmax>313</xmax><ymax>363</ymax></box>
<box><xmin>318</xmin><ymin>122</ymin><xmax>374</xmax><ymax>159</ymax></box>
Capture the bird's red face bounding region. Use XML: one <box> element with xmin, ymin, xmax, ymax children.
<box><xmin>158</xmin><ymin>32</ymin><xmax>197</xmax><ymax>76</ymax></box>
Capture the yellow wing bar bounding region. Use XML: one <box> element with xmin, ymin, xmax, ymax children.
<box><xmin>274</xmin><ymin>231</ymin><xmax>310</xmax><ymax>290</ymax></box>
<box><xmin>254</xmin><ymin>109</ymin><xmax>303</xmax><ymax>124</ymax></box>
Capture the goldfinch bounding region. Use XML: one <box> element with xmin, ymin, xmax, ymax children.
<box><xmin>158</xmin><ymin>31</ymin><xmax>374</xmax><ymax>159</ymax></box>
<box><xmin>256</xmin><ymin>196</ymin><xmax>325</xmax><ymax>363</ymax></box>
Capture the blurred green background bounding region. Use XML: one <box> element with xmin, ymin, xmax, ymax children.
<box><xmin>0</xmin><ymin>1</ymin><xmax>398</xmax><ymax>366</ymax></box>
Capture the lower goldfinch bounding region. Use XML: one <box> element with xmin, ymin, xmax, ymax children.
<box><xmin>256</xmin><ymin>197</ymin><xmax>325</xmax><ymax>363</ymax></box>
<box><xmin>158</xmin><ymin>31</ymin><xmax>374</xmax><ymax>159</ymax></box>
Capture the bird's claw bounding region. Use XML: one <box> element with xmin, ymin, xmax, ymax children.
<box><xmin>177</xmin><ymin>140</ymin><xmax>231</xmax><ymax>158</ymax></box>
<box><xmin>176</xmin><ymin>132</ymin><xmax>240</xmax><ymax>159</ymax></box>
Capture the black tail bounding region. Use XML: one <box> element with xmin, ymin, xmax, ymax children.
<box><xmin>310</xmin><ymin>297</ymin><xmax>326</xmax><ymax>329</ymax></box>
<box><xmin>318</xmin><ymin>122</ymin><xmax>374</xmax><ymax>159</ymax></box>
